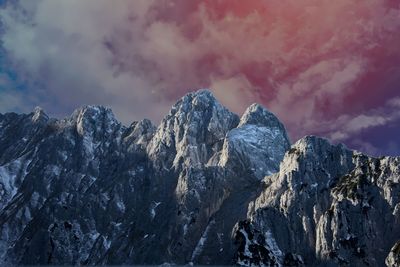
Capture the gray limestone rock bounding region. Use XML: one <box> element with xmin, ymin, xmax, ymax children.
<box><xmin>0</xmin><ymin>90</ymin><xmax>398</xmax><ymax>267</ymax></box>
<box><xmin>386</xmin><ymin>241</ymin><xmax>400</xmax><ymax>267</ymax></box>
<box><xmin>219</xmin><ymin>104</ymin><xmax>290</xmax><ymax>181</ymax></box>
<box><xmin>235</xmin><ymin>136</ymin><xmax>400</xmax><ymax>267</ymax></box>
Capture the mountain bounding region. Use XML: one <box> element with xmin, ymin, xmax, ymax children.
<box><xmin>234</xmin><ymin>136</ymin><xmax>400</xmax><ymax>267</ymax></box>
<box><xmin>0</xmin><ymin>90</ymin><xmax>398</xmax><ymax>267</ymax></box>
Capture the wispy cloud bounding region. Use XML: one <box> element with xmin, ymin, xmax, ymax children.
<box><xmin>329</xmin><ymin>98</ymin><xmax>400</xmax><ymax>142</ymax></box>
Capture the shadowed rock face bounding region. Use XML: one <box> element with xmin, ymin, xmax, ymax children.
<box><xmin>0</xmin><ymin>90</ymin><xmax>398</xmax><ymax>267</ymax></box>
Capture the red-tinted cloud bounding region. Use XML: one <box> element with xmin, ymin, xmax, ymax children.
<box><xmin>1</xmin><ymin>0</ymin><xmax>399</xmax><ymax>155</ymax></box>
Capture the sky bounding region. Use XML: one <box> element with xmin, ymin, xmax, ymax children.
<box><xmin>0</xmin><ymin>0</ymin><xmax>399</xmax><ymax>156</ymax></box>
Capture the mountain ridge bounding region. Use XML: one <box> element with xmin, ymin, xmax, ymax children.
<box><xmin>0</xmin><ymin>89</ymin><xmax>399</xmax><ymax>266</ymax></box>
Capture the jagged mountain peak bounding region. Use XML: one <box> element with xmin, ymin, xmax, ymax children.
<box><xmin>166</xmin><ymin>89</ymin><xmax>232</xmax><ymax>122</ymax></box>
<box><xmin>277</xmin><ymin>135</ymin><xmax>354</xmax><ymax>184</ymax></box>
<box><xmin>31</xmin><ymin>106</ymin><xmax>49</xmax><ymax>124</ymax></box>
<box><xmin>71</xmin><ymin>105</ymin><xmax>115</xmax><ymax>120</ymax></box>
<box><xmin>69</xmin><ymin>105</ymin><xmax>120</xmax><ymax>136</ymax></box>
<box><xmin>173</xmin><ymin>89</ymin><xmax>217</xmax><ymax>107</ymax></box>
<box><xmin>147</xmin><ymin>89</ymin><xmax>239</xmax><ymax>171</ymax></box>
<box><xmin>156</xmin><ymin>89</ymin><xmax>239</xmax><ymax>138</ymax></box>
<box><xmin>290</xmin><ymin>135</ymin><xmax>349</xmax><ymax>155</ymax></box>
<box><xmin>186</xmin><ymin>88</ymin><xmax>215</xmax><ymax>99</ymax></box>
<box><xmin>239</xmin><ymin>103</ymin><xmax>286</xmax><ymax>130</ymax></box>
<box><xmin>0</xmin><ymin>90</ymin><xmax>399</xmax><ymax>267</ymax></box>
<box><xmin>293</xmin><ymin>135</ymin><xmax>333</xmax><ymax>147</ymax></box>
<box><xmin>215</xmin><ymin>102</ymin><xmax>291</xmax><ymax>180</ymax></box>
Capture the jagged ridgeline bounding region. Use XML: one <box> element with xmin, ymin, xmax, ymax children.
<box><xmin>0</xmin><ymin>90</ymin><xmax>399</xmax><ymax>267</ymax></box>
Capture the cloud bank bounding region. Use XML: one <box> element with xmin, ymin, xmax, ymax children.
<box><xmin>1</xmin><ymin>0</ymin><xmax>400</xmax><ymax>155</ymax></box>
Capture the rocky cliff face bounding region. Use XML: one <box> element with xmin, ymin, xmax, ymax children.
<box><xmin>0</xmin><ymin>90</ymin><xmax>398</xmax><ymax>266</ymax></box>
<box><xmin>235</xmin><ymin>136</ymin><xmax>400</xmax><ymax>267</ymax></box>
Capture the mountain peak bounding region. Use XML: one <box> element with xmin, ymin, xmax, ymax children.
<box><xmin>169</xmin><ymin>89</ymin><xmax>220</xmax><ymax>115</ymax></box>
<box><xmin>71</xmin><ymin>105</ymin><xmax>119</xmax><ymax>136</ymax></box>
<box><xmin>239</xmin><ymin>103</ymin><xmax>285</xmax><ymax>129</ymax></box>
<box><xmin>148</xmin><ymin>89</ymin><xmax>239</xmax><ymax>170</ymax></box>
<box><xmin>219</xmin><ymin>102</ymin><xmax>291</xmax><ymax>180</ymax></box>
<box><xmin>71</xmin><ymin>105</ymin><xmax>117</xmax><ymax>123</ymax></box>
<box><xmin>31</xmin><ymin>106</ymin><xmax>49</xmax><ymax>124</ymax></box>
<box><xmin>0</xmin><ymin>91</ymin><xmax>399</xmax><ymax>267</ymax></box>
<box><xmin>72</xmin><ymin>105</ymin><xmax>113</xmax><ymax>117</ymax></box>
<box><xmin>189</xmin><ymin>88</ymin><xmax>215</xmax><ymax>98</ymax></box>
<box><xmin>278</xmin><ymin>135</ymin><xmax>354</xmax><ymax>184</ymax></box>
<box><xmin>291</xmin><ymin>135</ymin><xmax>349</xmax><ymax>156</ymax></box>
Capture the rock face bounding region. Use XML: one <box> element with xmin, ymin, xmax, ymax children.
<box><xmin>0</xmin><ymin>90</ymin><xmax>289</xmax><ymax>265</ymax></box>
<box><xmin>0</xmin><ymin>90</ymin><xmax>398</xmax><ymax>266</ymax></box>
<box><xmin>386</xmin><ymin>241</ymin><xmax>400</xmax><ymax>267</ymax></box>
<box><xmin>235</xmin><ymin>136</ymin><xmax>400</xmax><ymax>267</ymax></box>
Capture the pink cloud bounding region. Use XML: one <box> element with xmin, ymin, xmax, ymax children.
<box><xmin>1</xmin><ymin>0</ymin><xmax>399</xmax><ymax>153</ymax></box>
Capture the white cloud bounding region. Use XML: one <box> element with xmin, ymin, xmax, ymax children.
<box><xmin>0</xmin><ymin>0</ymin><xmax>168</xmax><ymax>123</ymax></box>
<box><xmin>329</xmin><ymin>99</ymin><xmax>400</xmax><ymax>142</ymax></box>
<box><xmin>269</xmin><ymin>57</ymin><xmax>366</xmax><ymax>137</ymax></box>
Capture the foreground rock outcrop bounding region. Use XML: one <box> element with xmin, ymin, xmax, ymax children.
<box><xmin>0</xmin><ymin>90</ymin><xmax>398</xmax><ymax>266</ymax></box>
<box><xmin>234</xmin><ymin>136</ymin><xmax>400</xmax><ymax>267</ymax></box>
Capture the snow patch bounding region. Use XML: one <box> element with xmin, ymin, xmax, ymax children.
<box><xmin>150</xmin><ymin>201</ymin><xmax>162</xmax><ymax>219</ymax></box>
<box><xmin>116</xmin><ymin>200</ymin><xmax>125</xmax><ymax>212</ymax></box>
<box><xmin>265</xmin><ymin>230</ymin><xmax>283</xmax><ymax>266</ymax></box>
<box><xmin>0</xmin><ymin>158</ymin><xmax>31</xmax><ymax>205</ymax></box>
<box><xmin>191</xmin><ymin>220</ymin><xmax>215</xmax><ymax>261</ymax></box>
